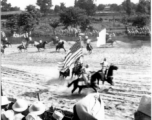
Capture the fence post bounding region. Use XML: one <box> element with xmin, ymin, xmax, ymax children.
<box><xmin>1</xmin><ymin>85</ymin><xmax>3</xmax><ymax>96</ymax></box>
<box><xmin>37</xmin><ymin>92</ymin><xmax>40</xmax><ymax>101</ymax></box>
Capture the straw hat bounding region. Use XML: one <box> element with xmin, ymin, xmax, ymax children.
<box><xmin>29</xmin><ymin>101</ymin><xmax>45</xmax><ymax>115</ymax></box>
<box><xmin>26</xmin><ymin>113</ymin><xmax>42</xmax><ymax>120</ymax></box>
<box><xmin>12</xmin><ymin>99</ymin><xmax>28</xmax><ymax>112</ymax></box>
<box><xmin>13</xmin><ymin>113</ymin><xmax>24</xmax><ymax>120</ymax></box>
<box><xmin>137</xmin><ymin>95</ymin><xmax>151</xmax><ymax>117</ymax></box>
<box><xmin>2</xmin><ymin>96</ymin><xmax>12</xmax><ymax>106</ymax></box>
<box><xmin>2</xmin><ymin>110</ymin><xmax>15</xmax><ymax>120</ymax></box>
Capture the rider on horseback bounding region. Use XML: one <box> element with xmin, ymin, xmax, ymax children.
<box><xmin>100</xmin><ymin>58</ymin><xmax>109</xmax><ymax>79</ymax></box>
<box><xmin>81</xmin><ymin>64</ymin><xmax>91</xmax><ymax>85</ymax></box>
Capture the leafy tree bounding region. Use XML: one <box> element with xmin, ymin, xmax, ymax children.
<box><xmin>60</xmin><ymin>2</ymin><xmax>66</xmax><ymax>11</ymax></box>
<box><xmin>110</xmin><ymin>4</ymin><xmax>121</xmax><ymax>11</ymax></box>
<box><xmin>121</xmin><ymin>0</ymin><xmax>132</xmax><ymax>16</ymax></box>
<box><xmin>136</xmin><ymin>0</ymin><xmax>150</xmax><ymax>15</ymax></box>
<box><xmin>37</xmin><ymin>0</ymin><xmax>52</xmax><ymax>15</ymax></box>
<box><xmin>132</xmin><ymin>15</ymin><xmax>150</xmax><ymax>27</ymax></box>
<box><xmin>75</xmin><ymin>0</ymin><xmax>96</xmax><ymax>16</ymax></box>
<box><xmin>49</xmin><ymin>19</ymin><xmax>60</xmax><ymax>35</ymax></box>
<box><xmin>54</xmin><ymin>5</ymin><xmax>60</xmax><ymax>13</ymax></box>
<box><xmin>59</xmin><ymin>7</ymin><xmax>89</xmax><ymax>28</ymax></box>
<box><xmin>1</xmin><ymin>0</ymin><xmax>20</xmax><ymax>11</ymax></box>
<box><xmin>97</xmin><ymin>4</ymin><xmax>105</xmax><ymax>11</ymax></box>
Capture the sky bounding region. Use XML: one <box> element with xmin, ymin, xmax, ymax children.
<box><xmin>7</xmin><ymin>0</ymin><xmax>139</xmax><ymax>10</ymax></box>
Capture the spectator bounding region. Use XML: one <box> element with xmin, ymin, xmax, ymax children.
<box><xmin>1</xmin><ymin>96</ymin><xmax>12</xmax><ymax>111</ymax></box>
<box><xmin>134</xmin><ymin>95</ymin><xmax>151</xmax><ymax>120</ymax></box>
<box><xmin>1</xmin><ymin>110</ymin><xmax>15</xmax><ymax>120</ymax></box>
<box><xmin>72</xmin><ymin>93</ymin><xmax>105</xmax><ymax>120</ymax></box>
<box><xmin>28</xmin><ymin>101</ymin><xmax>45</xmax><ymax>116</ymax></box>
<box><xmin>26</xmin><ymin>113</ymin><xmax>42</xmax><ymax>120</ymax></box>
<box><xmin>12</xmin><ymin>99</ymin><xmax>29</xmax><ymax>117</ymax></box>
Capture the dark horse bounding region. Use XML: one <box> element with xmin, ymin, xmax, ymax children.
<box><xmin>1</xmin><ymin>45</ymin><xmax>7</xmax><ymax>55</ymax></box>
<box><xmin>34</xmin><ymin>41</ymin><xmax>47</xmax><ymax>51</ymax></box>
<box><xmin>59</xmin><ymin>68</ymin><xmax>70</xmax><ymax>79</ymax></box>
<box><xmin>56</xmin><ymin>41</ymin><xmax>66</xmax><ymax>52</ymax></box>
<box><xmin>67</xmin><ymin>64</ymin><xmax>118</xmax><ymax>94</ymax></box>
<box><xmin>1</xmin><ymin>39</ymin><xmax>12</xmax><ymax>47</ymax></box>
<box><xmin>86</xmin><ymin>43</ymin><xmax>93</xmax><ymax>54</ymax></box>
<box><xmin>71</xmin><ymin>63</ymin><xmax>83</xmax><ymax>78</ymax></box>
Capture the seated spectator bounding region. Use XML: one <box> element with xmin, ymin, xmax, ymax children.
<box><xmin>1</xmin><ymin>110</ymin><xmax>15</xmax><ymax>120</ymax></box>
<box><xmin>12</xmin><ymin>99</ymin><xmax>29</xmax><ymax>117</ymax></box>
<box><xmin>28</xmin><ymin>101</ymin><xmax>45</xmax><ymax>119</ymax></box>
<box><xmin>1</xmin><ymin>96</ymin><xmax>12</xmax><ymax>111</ymax></box>
<box><xmin>72</xmin><ymin>93</ymin><xmax>105</xmax><ymax>120</ymax></box>
<box><xmin>134</xmin><ymin>95</ymin><xmax>151</xmax><ymax>120</ymax></box>
<box><xmin>26</xmin><ymin>113</ymin><xmax>42</xmax><ymax>120</ymax></box>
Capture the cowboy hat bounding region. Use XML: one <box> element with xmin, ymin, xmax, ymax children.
<box><xmin>13</xmin><ymin>113</ymin><xmax>24</xmax><ymax>120</ymax></box>
<box><xmin>137</xmin><ymin>95</ymin><xmax>151</xmax><ymax>117</ymax></box>
<box><xmin>12</xmin><ymin>99</ymin><xmax>28</xmax><ymax>112</ymax></box>
<box><xmin>85</xmin><ymin>36</ymin><xmax>88</xmax><ymax>39</ymax></box>
<box><xmin>26</xmin><ymin>113</ymin><xmax>42</xmax><ymax>120</ymax></box>
<box><xmin>2</xmin><ymin>110</ymin><xmax>15</xmax><ymax>120</ymax></box>
<box><xmin>2</xmin><ymin>96</ymin><xmax>12</xmax><ymax>106</ymax></box>
<box><xmin>29</xmin><ymin>101</ymin><xmax>45</xmax><ymax>115</ymax></box>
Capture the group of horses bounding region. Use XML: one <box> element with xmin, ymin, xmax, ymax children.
<box><xmin>59</xmin><ymin>63</ymin><xmax>118</xmax><ymax>94</ymax></box>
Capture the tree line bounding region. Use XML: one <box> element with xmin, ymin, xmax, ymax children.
<box><xmin>1</xmin><ymin>0</ymin><xmax>151</xmax><ymax>34</ymax></box>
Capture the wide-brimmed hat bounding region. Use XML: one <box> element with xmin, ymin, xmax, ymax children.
<box><xmin>29</xmin><ymin>101</ymin><xmax>45</xmax><ymax>115</ymax></box>
<box><xmin>137</xmin><ymin>95</ymin><xmax>151</xmax><ymax>117</ymax></box>
<box><xmin>2</xmin><ymin>96</ymin><xmax>12</xmax><ymax>106</ymax></box>
<box><xmin>12</xmin><ymin>99</ymin><xmax>28</xmax><ymax>112</ymax></box>
<box><xmin>2</xmin><ymin>110</ymin><xmax>15</xmax><ymax>120</ymax></box>
<box><xmin>13</xmin><ymin>113</ymin><xmax>24</xmax><ymax>120</ymax></box>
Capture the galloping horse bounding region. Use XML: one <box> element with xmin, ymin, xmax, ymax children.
<box><xmin>34</xmin><ymin>41</ymin><xmax>47</xmax><ymax>51</ymax></box>
<box><xmin>56</xmin><ymin>41</ymin><xmax>66</xmax><ymax>52</ymax></box>
<box><xmin>67</xmin><ymin>64</ymin><xmax>118</xmax><ymax>94</ymax></box>
<box><xmin>71</xmin><ymin>63</ymin><xmax>83</xmax><ymax>78</ymax></box>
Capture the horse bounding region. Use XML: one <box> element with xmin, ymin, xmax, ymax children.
<box><xmin>17</xmin><ymin>45</ymin><xmax>27</xmax><ymax>52</ymax></box>
<box><xmin>1</xmin><ymin>44</ymin><xmax>7</xmax><ymax>55</ymax></box>
<box><xmin>56</xmin><ymin>41</ymin><xmax>66</xmax><ymax>52</ymax></box>
<box><xmin>34</xmin><ymin>41</ymin><xmax>47</xmax><ymax>51</ymax></box>
<box><xmin>71</xmin><ymin>63</ymin><xmax>83</xmax><ymax>78</ymax></box>
<box><xmin>59</xmin><ymin>68</ymin><xmax>70</xmax><ymax>79</ymax></box>
<box><xmin>1</xmin><ymin>39</ymin><xmax>12</xmax><ymax>47</ymax></box>
<box><xmin>86</xmin><ymin>43</ymin><xmax>93</xmax><ymax>54</ymax></box>
<box><xmin>67</xmin><ymin>64</ymin><xmax>118</xmax><ymax>94</ymax></box>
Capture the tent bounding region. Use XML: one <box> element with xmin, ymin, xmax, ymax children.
<box><xmin>96</xmin><ymin>28</ymin><xmax>106</xmax><ymax>47</ymax></box>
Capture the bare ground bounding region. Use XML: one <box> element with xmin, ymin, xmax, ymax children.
<box><xmin>1</xmin><ymin>40</ymin><xmax>151</xmax><ymax>120</ymax></box>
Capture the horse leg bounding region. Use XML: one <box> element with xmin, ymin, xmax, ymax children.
<box><xmin>72</xmin><ymin>85</ymin><xmax>77</xmax><ymax>94</ymax></box>
<box><xmin>92</xmin><ymin>86</ymin><xmax>97</xmax><ymax>92</ymax></box>
<box><xmin>78</xmin><ymin>87</ymin><xmax>83</xmax><ymax>94</ymax></box>
<box><xmin>63</xmin><ymin>47</ymin><xmax>66</xmax><ymax>52</ymax></box>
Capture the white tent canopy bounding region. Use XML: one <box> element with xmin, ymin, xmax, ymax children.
<box><xmin>96</xmin><ymin>28</ymin><xmax>106</xmax><ymax>47</ymax></box>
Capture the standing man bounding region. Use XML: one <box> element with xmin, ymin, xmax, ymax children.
<box><xmin>100</xmin><ymin>58</ymin><xmax>109</xmax><ymax>79</ymax></box>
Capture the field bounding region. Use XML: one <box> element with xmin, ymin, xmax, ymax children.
<box><xmin>1</xmin><ymin>36</ymin><xmax>151</xmax><ymax>120</ymax></box>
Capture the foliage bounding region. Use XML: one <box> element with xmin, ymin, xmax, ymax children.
<box><xmin>60</xmin><ymin>3</ymin><xmax>66</xmax><ymax>11</ymax></box>
<box><xmin>54</xmin><ymin>5</ymin><xmax>60</xmax><ymax>13</ymax></box>
<box><xmin>1</xmin><ymin>0</ymin><xmax>20</xmax><ymax>11</ymax></box>
<box><xmin>75</xmin><ymin>0</ymin><xmax>96</xmax><ymax>16</ymax></box>
<box><xmin>110</xmin><ymin>4</ymin><xmax>121</xmax><ymax>11</ymax></box>
<box><xmin>136</xmin><ymin>0</ymin><xmax>151</xmax><ymax>15</ymax></box>
<box><xmin>36</xmin><ymin>0</ymin><xmax>52</xmax><ymax>15</ymax></box>
<box><xmin>97</xmin><ymin>4</ymin><xmax>105</xmax><ymax>11</ymax></box>
<box><xmin>132</xmin><ymin>15</ymin><xmax>150</xmax><ymax>27</ymax></box>
<box><xmin>59</xmin><ymin>7</ymin><xmax>88</xmax><ymax>27</ymax></box>
<box><xmin>49</xmin><ymin>19</ymin><xmax>60</xmax><ymax>35</ymax></box>
<box><xmin>121</xmin><ymin>0</ymin><xmax>132</xmax><ymax>16</ymax></box>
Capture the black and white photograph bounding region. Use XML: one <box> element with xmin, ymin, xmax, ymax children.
<box><xmin>1</xmin><ymin>0</ymin><xmax>151</xmax><ymax>120</ymax></box>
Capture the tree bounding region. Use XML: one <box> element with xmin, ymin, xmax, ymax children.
<box><xmin>110</xmin><ymin>4</ymin><xmax>121</xmax><ymax>11</ymax></box>
<box><xmin>121</xmin><ymin>0</ymin><xmax>132</xmax><ymax>16</ymax></box>
<box><xmin>59</xmin><ymin>7</ymin><xmax>89</xmax><ymax>28</ymax></box>
<box><xmin>136</xmin><ymin>0</ymin><xmax>150</xmax><ymax>15</ymax></box>
<box><xmin>97</xmin><ymin>4</ymin><xmax>105</xmax><ymax>11</ymax></box>
<box><xmin>75</xmin><ymin>0</ymin><xmax>96</xmax><ymax>16</ymax></box>
<box><xmin>37</xmin><ymin>0</ymin><xmax>52</xmax><ymax>15</ymax></box>
<box><xmin>54</xmin><ymin>5</ymin><xmax>60</xmax><ymax>13</ymax></box>
<box><xmin>49</xmin><ymin>19</ymin><xmax>60</xmax><ymax>35</ymax></box>
<box><xmin>1</xmin><ymin>0</ymin><xmax>20</xmax><ymax>11</ymax></box>
<box><xmin>60</xmin><ymin>2</ymin><xmax>66</xmax><ymax>11</ymax></box>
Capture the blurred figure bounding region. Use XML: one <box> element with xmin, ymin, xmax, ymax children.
<box><xmin>72</xmin><ymin>93</ymin><xmax>105</xmax><ymax>120</ymax></box>
<box><xmin>134</xmin><ymin>95</ymin><xmax>151</xmax><ymax>120</ymax></box>
<box><xmin>81</xmin><ymin>64</ymin><xmax>91</xmax><ymax>85</ymax></box>
<box><xmin>100</xmin><ymin>58</ymin><xmax>109</xmax><ymax>79</ymax></box>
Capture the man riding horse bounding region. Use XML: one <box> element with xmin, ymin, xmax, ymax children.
<box><xmin>100</xmin><ymin>58</ymin><xmax>110</xmax><ymax>80</ymax></box>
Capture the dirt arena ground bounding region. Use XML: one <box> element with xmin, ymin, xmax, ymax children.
<box><xmin>1</xmin><ymin>39</ymin><xmax>151</xmax><ymax>120</ymax></box>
